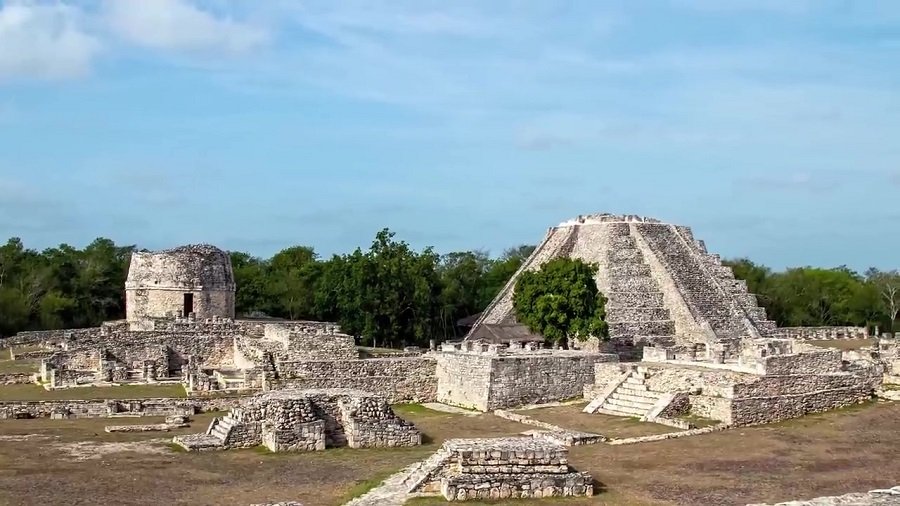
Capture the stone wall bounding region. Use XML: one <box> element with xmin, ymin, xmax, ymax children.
<box><xmin>126</xmin><ymin>288</ymin><xmax>235</xmax><ymax>321</ymax></box>
<box><xmin>272</xmin><ymin>357</ymin><xmax>437</xmax><ymax>404</ymax></box>
<box><xmin>435</xmin><ymin>348</ymin><xmax>617</xmax><ymax>411</ymax></box>
<box><xmin>771</xmin><ymin>326</ymin><xmax>869</xmax><ymax>340</ymax></box>
<box><xmin>125</xmin><ymin>245</ymin><xmax>236</xmax><ymax>321</ymax></box>
<box><xmin>759</xmin><ymin>349</ymin><xmax>843</xmax><ymax>375</ymax></box>
<box><xmin>435</xmin><ymin>353</ymin><xmax>494</xmax><ymax>411</ymax></box>
<box><xmin>0</xmin><ymin>396</ymin><xmax>242</xmax><ymax>419</ymax></box>
<box><xmin>427</xmin><ymin>438</ymin><xmax>593</xmax><ymax>502</ymax></box>
<box><xmin>488</xmin><ymin>352</ymin><xmax>616</xmax><ymax>410</ymax></box>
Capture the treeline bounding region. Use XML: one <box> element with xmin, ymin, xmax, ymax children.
<box><xmin>0</xmin><ymin>231</ymin><xmax>536</xmax><ymax>347</ymax></box>
<box><xmin>724</xmin><ymin>259</ymin><xmax>898</xmax><ymax>331</ymax></box>
<box><xmin>1</xmin><ymin>232</ymin><xmax>897</xmax><ymax>345</ymax></box>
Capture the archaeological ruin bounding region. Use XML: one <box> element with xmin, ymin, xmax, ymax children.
<box><xmin>1</xmin><ymin>215</ymin><xmax>896</xmax><ymax>430</ymax></box>
<box><xmin>173</xmin><ymin>388</ymin><xmax>421</xmax><ymax>452</ymax></box>
<box><xmin>1</xmin><ymin>215</ymin><xmax>898</xmax><ymax>504</ymax></box>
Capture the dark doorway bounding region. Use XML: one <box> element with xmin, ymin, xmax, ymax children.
<box><xmin>183</xmin><ymin>293</ymin><xmax>194</xmax><ymax>316</ymax></box>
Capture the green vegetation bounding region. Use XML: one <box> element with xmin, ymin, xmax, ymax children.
<box><xmin>725</xmin><ymin>259</ymin><xmax>899</xmax><ymax>331</ymax></box>
<box><xmin>513</xmin><ymin>258</ymin><xmax>608</xmax><ymax>346</ymax></box>
<box><xmin>0</xmin><ymin>383</ymin><xmax>187</xmax><ymax>401</ymax></box>
<box><xmin>1</xmin><ymin>231</ymin><xmax>896</xmax><ymax>350</ymax></box>
<box><xmin>0</xmin><ymin>233</ymin><xmax>535</xmax><ymax>349</ymax></box>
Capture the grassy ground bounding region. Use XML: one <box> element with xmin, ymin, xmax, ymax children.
<box><xmin>0</xmin><ymin>347</ymin><xmax>40</xmax><ymax>374</ymax></box>
<box><xmin>514</xmin><ymin>403</ymin><xmax>675</xmax><ymax>438</ymax></box>
<box><xmin>0</xmin><ymin>359</ymin><xmax>39</xmax><ymax>374</ymax></box>
<box><xmin>1</xmin><ymin>401</ymin><xmax>900</xmax><ymax>505</ymax></box>
<box><xmin>0</xmin><ymin>383</ymin><xmax>187</xmax><ymax>400</ymax></box>
<box><xmin>0</xmin><ymin>404</ymin><xmax>528</xmax><ymax>506</ymax></box>
<box><xmin>806</xmin><ymin>339</ymin><xmax>874</xmax><ymax>350</ymax></box>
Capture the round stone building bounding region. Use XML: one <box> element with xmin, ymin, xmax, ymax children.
<box><xmin>125</xmin><ymin>244</ymin><xmax>236</xmax><ymax>321</ymax></box>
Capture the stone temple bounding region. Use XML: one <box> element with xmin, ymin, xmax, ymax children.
<box><xmin>467</xmin><ymin>213</ymin><xmax>777</xmax><ymax>354</ymax></box>
<box><xmin>125</xmin><ymin>245</ymin><xmax>236</xmax><ymax>323</ymax></box>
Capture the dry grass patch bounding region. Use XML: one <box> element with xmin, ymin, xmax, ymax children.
<box><xmin>515</xmin><ymin>403</ymin><xmax>675</xmax><ymax>438</ymax></box>
<box><xmin>0</xmin><ymin>405</ymin><xmax>529</xmax><ymax>506</ymax></box>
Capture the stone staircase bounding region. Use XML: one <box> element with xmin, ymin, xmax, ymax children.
<box><xmin>401</xmin><ymin>447</ymin><xmax>451</xmax><ymax>493</ymax></box>
<box><xmin>585</xmin><ymin>369</ymin><xmax>662</xmax><ymax>418</ymax></box>
<box><xmin>171</xmin><ymin>412</ymin><xmax>236</xmax><ymax>451</ymax></box>
<box><xmin>603</xmin><ymin>223</ymin><xmax>676</xmax><ymax>349</ymax></box>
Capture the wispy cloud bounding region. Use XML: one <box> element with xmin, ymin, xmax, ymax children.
<box><xmin>103</xmin><ymin>0</ymin><xmax>269</xmax><ymax>55</ymax></box>
<box><xmin>0</xmin><ymin>0</ymin><xmax>100</xmax><ymax>81</ymax></box>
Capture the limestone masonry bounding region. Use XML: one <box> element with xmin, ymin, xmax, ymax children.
<box><xmin>467</xmin><ymin>213</ymin><xmax>777</xmax><ymax>350</ymax></box>
<box><xmin>405</xmin><ymin>437</ymin><xmax>593</xmax><ymax>501</ymax></box>
<box><xmin>126</xmin><ymin>245</ymin><xmax>236</xmax><ymax>322</ymax></box>
<box><xmin>3</xmin><ymin>214</ymin><xmax>895</xmax><ymax>432</ymax></box>
<box><xmin>173</xmin><ymin>388</ymin><xmax>421</xmax><ymax>452</ymax></box>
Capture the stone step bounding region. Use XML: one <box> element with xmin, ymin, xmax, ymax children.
<box><xmin>609</xmin><ymin>320</ymin><xmax>676</xmax><ymax>338</ymax></box>
<box><xmin>212</xmin><ymin>425</ymin><xmax>230</xmax><ymax>440</ymax></box>
<box><xmin>617</xmin><ymin>383</ymin><xmax>648</xmax><ymax>393</ymax></box>
<box><xmin>606</xmin><ymin>291</ymin><xmax>665</xmax><ymax>308</ymax></box>
<box><xmin>617</xmin><ymin>388</ymin><xmax>655</xmax><ymax>398</ymax></box>
<box><xmin>610</xmin><ymin>277</ymin><xmax>661</xmax><ymax>292</ymax></box>
<box><xmin>402</xmin><ymin>449</ymin><xmax>451</xmax><ymax>493</ymax></box>
<box><xmin>172</xmin><ymin>433</ymin><xmax>225</xmax><ymax>452</ymax></box>
<box><xmin>607</xmin><ymin>307</ymin><xmax>671</xmax><ymax>322</ymax></box>
<box><xmin>624</xmin><ymin>375</ymin><xmax>648</xmax><ymax>384</ymax></box>
<box><xmin>600</xmin><ymin>401</ymin><xmax>647</xmax><ymax>417</ymax></box>
<box><xmin>608</xmin><ymin>264</ymin><xmax>651</xmax><ymax>277</ymax></box>
<box><xmin>604</xmin><ymin>397</ymin><xmax>656</xmax><ymax>411</ymax></box>
<box><xmin>610</xmin><ymin>392</ymin><xmax>659</xmax><ymax>405</ymax></box>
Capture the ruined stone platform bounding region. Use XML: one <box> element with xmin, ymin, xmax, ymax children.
<box><xmin>173</xmin><ymin>388</ymin><xmax>421</xmax><ymax>452</ymax></box>
<box><xmin>408</xmin><ymin>437</ymin><xmax>593</xmax><ymax>501</ymax></box>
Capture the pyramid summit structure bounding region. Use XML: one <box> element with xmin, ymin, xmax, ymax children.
<box><xmin>466</xmin><ymin>213</ymin><xmax>777</xmax><ymax>348</ymax></box>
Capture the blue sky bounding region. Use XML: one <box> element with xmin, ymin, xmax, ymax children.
<box><xmin>0</xmin><ymin>0</ymin><xmax>898</xmax><ymax>270</ymax></box>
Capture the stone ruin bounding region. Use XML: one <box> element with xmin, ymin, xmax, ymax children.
<box><xmin>467</xmin><ymin>213</ymin><xmax>778</xmax><ymax>355</ymax></box>
<box><xmin>173</xmin><ymin>388</ymin><xmax>421</xmax><ymax>452</ymax></box>
<box><xmin>3</xmin><ymin>218</ymin><xmax>895</xmax><ymax>431</ymax></box>
<box><xmin>582</xmin><ymin>337</ymin><xmax>881</xmax><ymax>426</ymax></box>
<box><xmin>404</xmin><ymin>437</ymin><xmax>593</xmax><ymax>502</ymax></box>
<box><xmin>126</xmin><ymin>244</ymin><xmax>236</xmax><ymax>323</ymax></box>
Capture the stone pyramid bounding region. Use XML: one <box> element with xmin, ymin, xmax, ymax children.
<box><xmin>466</xmin><ymin>213</ymin><xmax>776</xmax><ymax>347</ymax></box>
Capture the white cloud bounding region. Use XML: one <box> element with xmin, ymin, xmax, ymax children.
<box><xmin>104</xmin><ymin>0</ymin><xmax>268</xmax><ymax>54</ymax></box>
<box><xmin>0</xmin><ymin>1</ymin><xmax>100</xmax><ymax>80</ymax></box>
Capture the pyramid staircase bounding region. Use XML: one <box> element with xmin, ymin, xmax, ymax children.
<box><xmin>584</xmin><ymin>368</ymin><xmax>662</xmax><ymax>418</ymax></box>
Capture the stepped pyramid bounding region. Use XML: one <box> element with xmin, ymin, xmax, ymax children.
<box><xmin>466</xmin><ymin>213</ymin><xmax>776</xmax><ymax>347</ymax></box>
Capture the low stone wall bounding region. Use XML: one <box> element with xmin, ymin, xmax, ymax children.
<box><xmin>0</xmin><ymin>396</ymin><xmax>242</xmax><ymax>419</ymax></box>
<box><xmin>759</xmin><ymin>349</ymin><xmax>843</xmax><ymax>375</ymax></box>
<box><xmin>431</xmin><ymin>438</ymin><xmax>593</xmax><ymax>502</ymax></box>
<box><xmin>436</xmin><ymin>349</ymin><xmax>617</xmax><ymax>411</ymax></box>
<box><xmin>771</xmin><ymin>326</ymin><xmax>869</xmax><ymax>340</ymax></box>
<box><xmin>0</xmin><ymin>372</ymin><xmax>35</xmax><ymax>385</ymax></box>
<box><xmin>272</xmin><ymin>357</ymin><xmax>437</xmax><ymax>404</ymax></box>
<box><xmin>488</xmin><ymin>353</ymin><xmax>616</xmax><ymax>410</ymax></box>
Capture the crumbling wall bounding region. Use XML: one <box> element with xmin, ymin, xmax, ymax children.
<box><xmin>273</xmin><ymin>357</ymin><xmax>437</xmax><ymax>403</ymax></box>
<box><xmin>771</xmin><ymin>326</ymin><xmax>869</xmax><ymax>340</ymax></box>
<box><xmin>760</xmin><ymin>349</ymin><xmax>843</xmax><ymax>375</ymax></box>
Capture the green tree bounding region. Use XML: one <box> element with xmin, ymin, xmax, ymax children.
<box><xmin>865</xmin><ymin>268</ymin><xmax>900</xmax><ymax>331</ymax></box>
<box><xmin>513</xmin><ymin>257</ymin><xmax>608</xmax><ymax>347</ymax></box>
<box><xmin>267</xmin><ymin>246</ymin><xmax>320</xmax><ymax>320</ymax></box>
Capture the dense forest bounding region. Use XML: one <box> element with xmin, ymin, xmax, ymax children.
<box><xmin>0</xmin><ymin>232</ymin><xmax>897</xmax><ymax>347</ymax></box>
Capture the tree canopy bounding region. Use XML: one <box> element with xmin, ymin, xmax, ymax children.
<box><xmin>512</xmin><ymin>258</ymin><xmax>609</xmax><ymax>346</ymax></box>
<box><xmin>0</xmin><ymin>232</ymin><xmax>896</xmax><ymax>346</ymax></box>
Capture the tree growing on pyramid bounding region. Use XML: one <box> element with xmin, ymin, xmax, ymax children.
<box><xmin>513</xmin><ymin>257</ymin><xmax>608</xmax><ymax>347</ymax></box>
